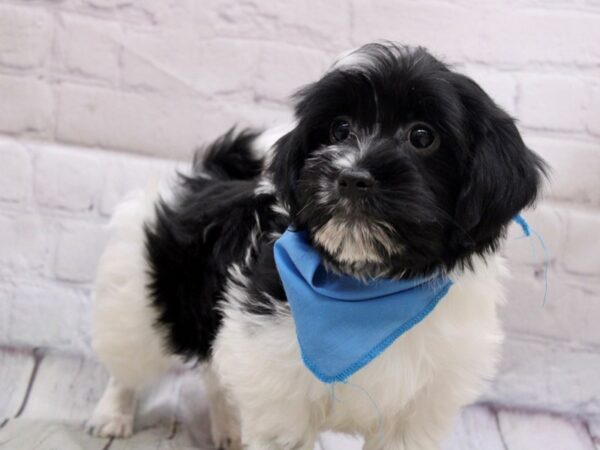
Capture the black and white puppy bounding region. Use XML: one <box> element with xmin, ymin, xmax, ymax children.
<box><xmin>88</xmin><ymin>43</ymin><xmax>546</xmax><ymax>450</ymax></box>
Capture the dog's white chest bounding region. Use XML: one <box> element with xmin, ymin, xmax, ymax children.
<box><xmin>213</xmin><ymin>256</ymin><xmax>506</xmax><ymax>436</ymax></box>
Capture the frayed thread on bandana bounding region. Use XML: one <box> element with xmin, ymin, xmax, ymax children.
<box><xmin>513</xmin><ymin>214</ymin><xmax>549</xmax><ymax>305</ymax></box>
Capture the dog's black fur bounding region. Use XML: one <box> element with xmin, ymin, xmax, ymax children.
<box><xmin>145</xmin><ymin>43</ymin><xmax>546</xmax><ymax>360</ymax></box>
<box><xmin>144</xmin><ymin>131</ymin><xmax>287</xmax><ymax>359</ymax></box>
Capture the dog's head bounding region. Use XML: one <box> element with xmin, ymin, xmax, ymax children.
<box><xmin>269</xmin><ymin>43</ymin><xmax>546</xmax><ymax>278</ymax></box>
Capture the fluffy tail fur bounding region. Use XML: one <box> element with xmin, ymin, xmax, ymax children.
<box><xmin>195</xmin><ymin>128</ymin><xmax>263</xmax><ymax>181</ymax></box>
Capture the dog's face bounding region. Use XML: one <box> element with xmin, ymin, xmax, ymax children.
<box><xmin>270</xmin><ymin>43</ymin><xmax>546</xmax><ymax>278</ymax></box>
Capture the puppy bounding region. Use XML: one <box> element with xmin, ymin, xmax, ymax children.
<box><xmin>88</xmin><ymin>43</ymin><xmax>546</xmax><ymax>450</ymax></box>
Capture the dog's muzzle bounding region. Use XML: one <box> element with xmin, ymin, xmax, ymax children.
<box><xmin>336</xmin><ymin>168</ymin><xmax>375</xmax><ymax>200</ymax></box>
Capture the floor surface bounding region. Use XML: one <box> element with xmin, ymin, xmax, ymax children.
<box><xmin>0</xmin><ymin>348</ymin><xmax>597</xmax><ymax>450</ymax></box>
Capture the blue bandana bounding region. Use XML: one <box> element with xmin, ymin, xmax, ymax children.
<box><xmin>273</xmin><ymin>229</ymin><xmax>453</xmax><ymax>384</ymax></box>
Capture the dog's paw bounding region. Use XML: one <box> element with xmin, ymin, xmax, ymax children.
<box><xmin>87</xmin><ymin>413</ymin><xmax>134</xmax><ymax>438</ymax></box>
<box><xmin>209</xmin><ymin>409</ymin><xmax>242</xmax><ymax>449</ymax></box>
<box><xmin>211</xmin><ymin>422</ymin><xmax>242</xmax><ymax>450</ymax></box>
<box><xmin>214</xmin><ymin>436</ymin><xmax>243</xmax><ymax>450</ymax></box>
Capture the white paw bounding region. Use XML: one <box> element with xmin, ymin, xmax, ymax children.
<box><xmin>211</xmin><ymin>425</ymin><xmax>242</xmax><ymax>450</ymax></box>
<box><xmin>213</xmin><ymin>436</ymin><xmax>243</xmax><ymax>450</ymax></box>
<box><xmin>87</xmin><ymin>413</ymin><xmax>134</xmax><ymax>438</ymax></box>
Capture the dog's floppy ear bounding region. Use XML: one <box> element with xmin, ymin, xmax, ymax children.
<box><xmin>269</xmin><ymin>79</ymin><xmax>331</xmax><ymax>214</ymax></box>
<box><xmin>450</xmin><ymin>74</ymin><xmax>547</xmax><ymax>251</ymax></box>
<box><xmin>268</xmin><ymin>126</ymin><xmax>306</xmax><ymax>214</ymax></box>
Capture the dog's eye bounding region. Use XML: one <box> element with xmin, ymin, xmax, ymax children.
<box><xmin>330</xmin><ymin>119</ymin><xmax>351</xmax><ymax>143</ymax></box>
<box><xmin>408</xmin><ymin>125</ymin><xmax>437</xmax><ymax>150</ymax></box>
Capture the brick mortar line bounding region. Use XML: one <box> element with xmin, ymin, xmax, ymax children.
<box><xmin>2</xmin><ymin>132</ymin><xmax>600</xmax><ymax>165</ymax></box>
<box><xmin>1</xmin><ymin>135</ymin><xmax>183</xmax><ymax>165</ymax></box>
<box><xmin>505</xmin><ymin>331</ymin><xmax>600</xmax><ymax>353</ymax></box>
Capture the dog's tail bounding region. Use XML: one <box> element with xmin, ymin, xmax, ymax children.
<box><xmin>194</xmin><ymin>127</ymin><xmax>264</xmax><ymax>181</ymax></box>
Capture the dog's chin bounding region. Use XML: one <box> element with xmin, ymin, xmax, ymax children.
<box><xmin>311</xmin><ymin>213</ymin><xmax>402</xmax><ymax>278</ymax></box>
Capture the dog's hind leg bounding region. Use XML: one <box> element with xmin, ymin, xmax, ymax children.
<box><xmin>87</xmin><ymin>190</ymin><xmax>172</xmax><ymax>438</ymax></box>
<box><xmin>87</xmin><ymin>377</ymin><xmax>137</xmax><ymax>438</ymax></box>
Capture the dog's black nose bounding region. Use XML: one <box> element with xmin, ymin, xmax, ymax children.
<box><xmin>337</xmin><ymin>169</ymin><xmax>375</xmax><ymax>198</ymax></box>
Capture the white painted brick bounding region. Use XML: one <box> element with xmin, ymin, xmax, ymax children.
<box><xmin>523</xmin><ymin>136</ymin><xmax>600</xmax><ymax>206</ymax></box>
<box><xmin>200</xmin><ymin>0</ymin><xmax>276</xmax><ymax>42</ymax></box>
<box><xmin>517</xmin><ymin>75</ymin><xmax>587</xmax><ymax>131</ymax></box>
<box><xmin>117</xmin><ymin>1</ymin><xmax>162</xmax><ymax>24</ymax></box>
<box><xmin>503</xmin><ymin>269</ymin><xmax>600</xmax><ymax>348</ymax></box>
<box><xmin>0</xmin><ymin>74</ymin><xmax>54</xmax><ymax>136</ymax></box>
<box><xmin>120</xmin><ymin>34</ymin><xmax>187</xmax><ymax>94</ymax></box>
<box><xmin>212</xmin><ymin>0</ymin><xmax>352</xmax><ymax>50</ymax></box>
<box><xmin>255</xmin><ymin>43</ymin><xmax>329</xmax><ymax>102</ymax></box>
<box><xmin>354</xmin><ymin>3</ymin><xmax>600</xmax><ymax>66</ymax></box>
<box><xmin>266</xmin><ymin>1</ymin><xmax>353</xmax><ymax>49</ymax></box>
<box><xmin>504</xmin><ymin>203</ymin><xmax>568</xmax><ymax>266</ymax></box>
<box><xmin>562</xmin><ymin>208</ymin><xmax>600</xmax><ymax>276</ymax></box>
<box><xmin>352</xmin><ymin>0</ymin><xmax>477</xmax><ymax>63</ymax></box>
<box><xmin>56</xmin><ymin>83</ymin><xmax>196</xmax><ymax>157</ymax></box>
<box><xmin>484</xmin><ymin>336</ymin><xmax>600</xmax><ymax>416</ymax></box>
<box><xmin>461</xmin><ymin>69</ymin><xmax>517</xmax><ymax>115</ymax></box>
<box><xmin>99</xmin><ymin>154</ymin><xmax>176</xmax><ymax>216</ymax></box>
<box><xmin>57</xmin><ymin>0</ymin><xmax>118</xmax><ymax>20</ymax></box>
<box><xmin>477</xmin><ymin>10</ymin><xmax>600</xmax><ymax>67</ymax></box>
<box><xmin>33</xmin><ymin>144</ymin><xmax>105</xmax><ymax>212</ymax></box>
<box><xmin>0</xmin><ymin>214</ymin><xmax>50</xmax><ymax>274</ymax></box>
<box><xmin>56</xmin><ymin>83</ymin><xmax>272</xmax><ymax>158</ymax></box>
<box><xmin>0</xmin><ymin>4</ymin><xmax>52</xmax><ymax>69</ymax></box>
<box><xmin>118</xmin><ymin>0</ymin><xmax>206</xmax><ymax>28</ymax></box>
<box><xmin>4</xmin><ymin>282</ymin><xmax>93</xmax><ymax>354</ymax></box>
<box><xmin>54</xmin><ymin>220</ymin><xmax>110</xmax><ymax>283</ymax></box>
<box><xmin>202</xmin><ymin>98</ymin><xmax>290</xmax><ymax>148</ymax></box>
<box><xmin>587</xmin><ymin>83</ymin><xmax>600</xmax><ymax>136</ymax></box>
<box><xmin>0</xmin><ymin>141</ymin><xmax>32</xmax><ymax>203</ymax></box>
<box><xmin>83</xmin><ymin>0</ymin><xmax>116</xmax><ymax>10</ymax></box>
<box><xmin>55</xmin><ymin>13</ymin><xmax>121</xmax><ymax>83</ymax></box>
<box><xmin>0</xmin><ymin>286</ymin><xmax>9</xmax><ymax>343</ymax></box>
<box><xmin>220</xmin><ymin>99</ymin><xmax>293</xmax><ymax>132</ymax></box>
<box><xmin>121</xmin><ymin>34</ymin><xmax>260</xmax><ymax>96</ymax></box>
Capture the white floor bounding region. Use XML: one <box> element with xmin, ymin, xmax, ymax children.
<box><xmin>0</xmin><ymin>348</ymin><xmax>598</xmax><ymax>450</ymax></box>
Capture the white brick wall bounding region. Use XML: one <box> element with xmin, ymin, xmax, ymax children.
<box><xmin>0</xmin><ymin>137</ymin><xmax>178</xmax><ymax>353</ymax></box>
<box><xmin>0</xmin><ymin>0</ymin><xmax>599</xmax><ymax>416</ymax></box>
<box><xmin>0</xmin><ymin>4</ymin><xmax>51</xmax><ymax>69</ymax></box>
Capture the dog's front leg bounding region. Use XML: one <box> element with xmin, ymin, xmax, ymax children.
<box><xmin>362</xmin><ymin>388</ymin><xmax>461</xmax><ymax>450</ymax></box>
<box><xmin>239</xmin><ymin>405</ymin><xmax>318</xmax><ymax>450</ymax></box>
<box><xmin>242</xmin><ymin>437</ymin><xmax>317</xmax><ymax>450</ymax></box>
<box><xmin>363</xmin><ymin>428</ymin><xmax>443</xmax><ymax>450</ymax></box>
<box><xmin>362</xmin><ymin>409</ymin><xmax>457</xmax><ymax>450</ymax></box>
